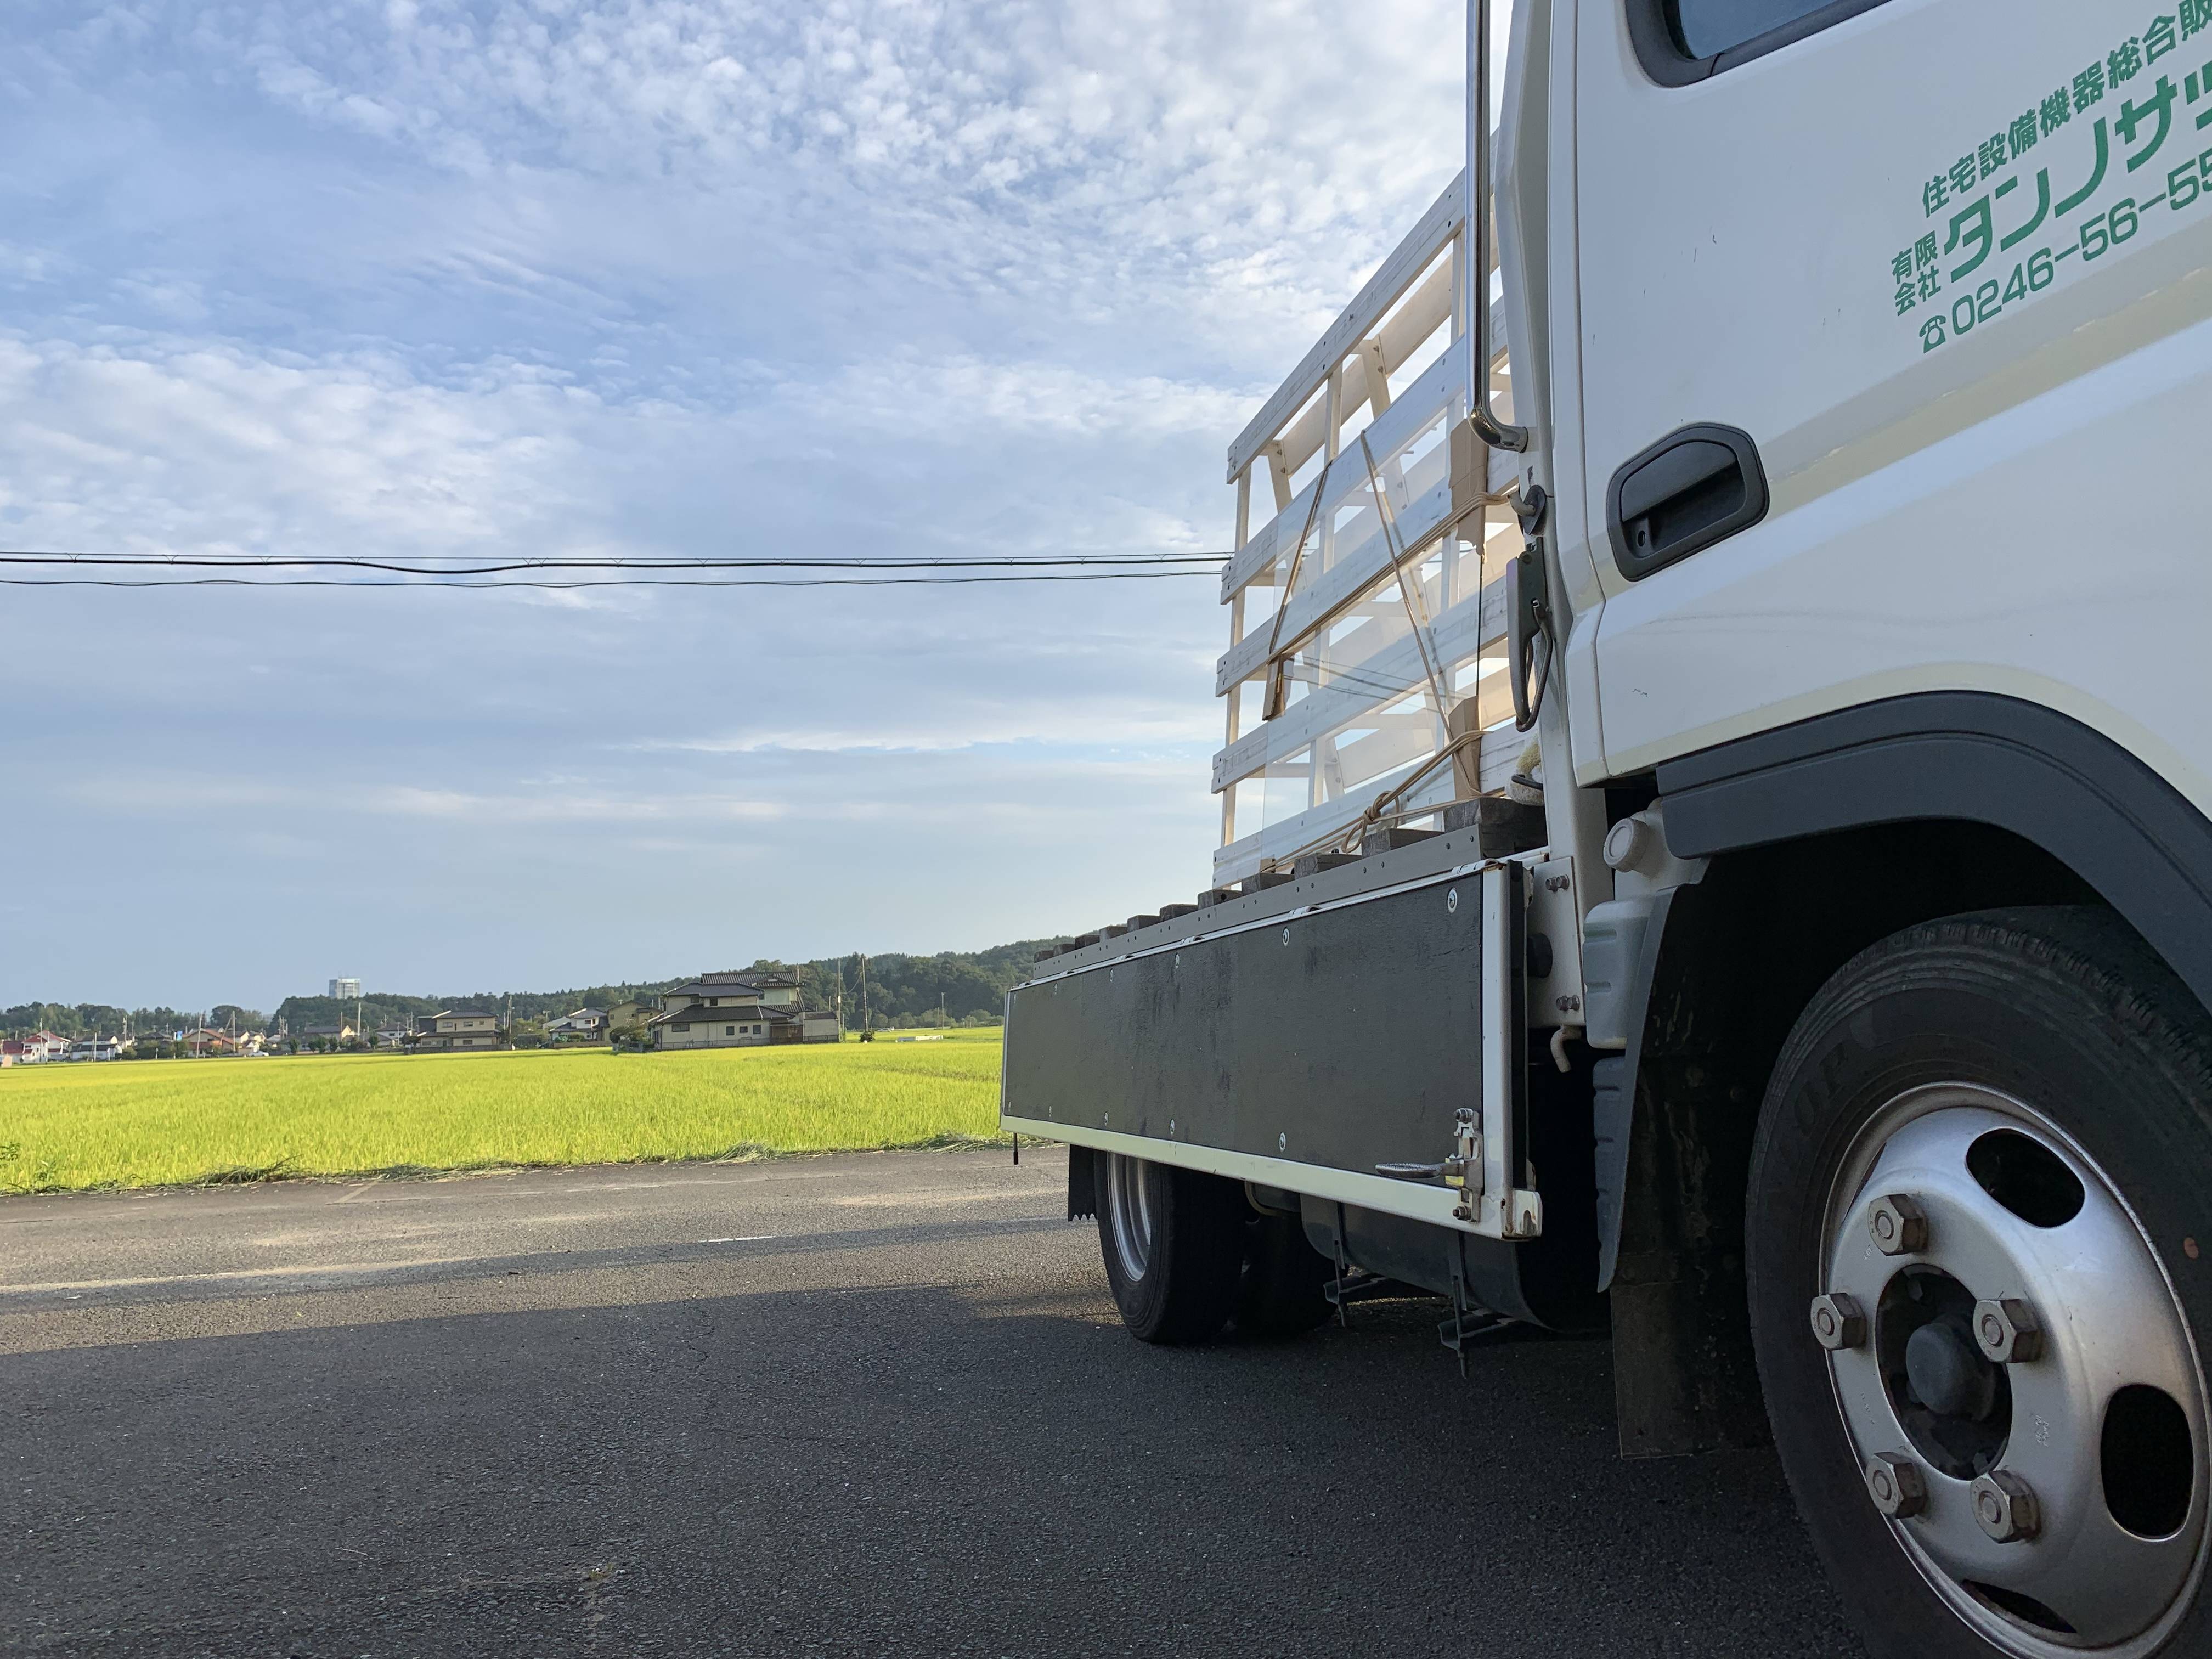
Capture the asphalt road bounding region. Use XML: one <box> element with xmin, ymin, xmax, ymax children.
<box><xmin>1</xmin><ymin>1149</ymin><xmax>1860</xmax><ymax>1657</ymax></box>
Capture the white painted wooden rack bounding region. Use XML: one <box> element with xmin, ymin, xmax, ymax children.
<box><xmin>1213</xmin><ymin>169</ymin><xmax>1523</xmax><ymax>885</ymax></box>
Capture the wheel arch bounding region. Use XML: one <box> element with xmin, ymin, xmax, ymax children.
<box><xmin>1598</xmin><ymin>691</ymin><xmax>2212</xmax><ymax>1455</ymax></box>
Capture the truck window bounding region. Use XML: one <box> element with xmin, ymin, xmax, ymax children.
<box><xmin>1641</xmin><ymin>0</ymin><xmax>1889</xmax><ymax>70</ymax></box>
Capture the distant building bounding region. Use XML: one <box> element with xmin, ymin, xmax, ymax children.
<box><xmin>414</xmin><ymin>1010</ymin><xmax>500</xmax><ymax>1052</ymax></box>
<box><xmin>64</xmin><ymin>1035</ymin><xmax>125</xmax><ymax>1062</ymax></box>
<box><xmin>607</xmin><ymin>997</ymin><xmax>661</xmax><ymax>1032</ymax></box>
<box><xmin>11</xmin><ymin>1031</ymin><xmax>70</xmax><ymax>1064</ymax></box>
<box><xmin>292</xmin><ymin>1024</ymin><xmax>355</xmax><ymax>1049</ymax></box>
<box><xmin>374</xmin><ymin>1026</ymin><xmax>412</xmax><ymax>1049</ymax></box>
<box><xmin>544</xmin><ymin>1008</ymin><xmax>608</xmax><ymax>1043</ymax></box>
<box><xmin>329</xmin><ymin>978</ymin><xmax>362</xmax><ymax>1000</ymax></box>
<box><xmin>649</xmin><ymin>972</ymin><xmax>838</xmax><ymax>1050</ymax></box>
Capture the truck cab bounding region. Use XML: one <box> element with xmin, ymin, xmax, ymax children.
<box><xmin>1005</xmin><ymin>3</ymin><xmax>2212</xmax><ymax>1651</ymax></box>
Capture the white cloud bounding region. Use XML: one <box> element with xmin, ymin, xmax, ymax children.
<box><xmin>641</xmin><ymin>690</ymin><xmax>1220</xmax><ymax>756</ymax></box>
<box><xmin>0</xmin><ymin>334</ymin><xmax>591</xmax><ymax>556</ymax></box>
<box><xmin>793</xmin><ymin>351</ymin><xmax>1257</xmax><ymax>444</ymax></box>
<box><xmin>0</xmin><ymin>0</ymin><xmax>1469</xmax><ymax>1006</ymax></box>
<box><xmin>68</xmin><ymin>0</ymin><xmax>1466</xmax><ymax>355</ymax></box>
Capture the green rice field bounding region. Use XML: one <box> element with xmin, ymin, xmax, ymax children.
<box><xmin>0</xmin><ymin>1031</ymin><xmax>1006</xmax><ymax>1194</ymax></box>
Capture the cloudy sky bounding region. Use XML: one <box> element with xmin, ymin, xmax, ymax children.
<box><xmin>1</xmin><ymin>0</ymin><xmax>1467</xmax><ymax>1011</ymax></box>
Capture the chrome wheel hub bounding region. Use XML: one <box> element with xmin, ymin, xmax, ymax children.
<box><xmin>1106</xmin><ymin>1154</ymin><xmax>1155</xmax><ymax>1282</ymax></box>
<box><xmin>1820</xmin><ymin>1087</ymin><xmax>2209</xmax><ymax>1654</ymax></box>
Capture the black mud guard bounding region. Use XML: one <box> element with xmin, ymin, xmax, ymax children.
<box><xmin>1068</xmin><ymin>1144</ymin><xmax>1098</xmax><ymax>1221</ymax></box>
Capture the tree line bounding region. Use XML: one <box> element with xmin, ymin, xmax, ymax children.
<box><xmin>270</xmin><ymin>982</ymin><xmax>675</xmax><ymax>1037</ymax></box>
<box><xmin>773</xmin><ymin>941</ymin><xmax>1060</xmax><ymax>1029</ymax></box>
<box><xmin>13</xmin><ymin>938</ymin><xmax>1069</xmax><ymax>1051</ymax></box>
<box><xmin>1</xmin><ymin>1002</ymin><xmax>263</xmax><ymax>1040</ymax></box>
<box><xmin>266</xmin><ymin>940</ymin><xmax>1066</xmax><ymax>1039</ymax></box>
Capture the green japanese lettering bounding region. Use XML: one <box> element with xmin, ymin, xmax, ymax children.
<box><xmin>2119</xmin><ymin>75</ymin><xmax>2179</xmax><ymax>169</ymax></box>
<box><xmin>1945</xmin><ymin>196</ymin><xmax>1997</xmax><ymax>281</ymax></box>
<box><xmin>2000</xmin><ymin>170</ymin><xmax>2055</xmax><ymax>249</ymax></box>
<box><xmin>2056</xmin><ymin>117</ymin><xmax>2113</xmax><ymax>215</ymax></box>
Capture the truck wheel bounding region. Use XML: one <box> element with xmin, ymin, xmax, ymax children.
<box><xmin>1235</xmin><ymin>1210</ymin><xmax>1333</xmax><ymax>1336</ymax></box>
<box><xmin>1096</xmin><ymin>1154</ymin><xmax>1244</xmax><ymax>1344</ymax></box>
<box><xmin>1748</xmin><ymin>908</ymin><xmax>2212</xmax><ymax>1658</ymax></box>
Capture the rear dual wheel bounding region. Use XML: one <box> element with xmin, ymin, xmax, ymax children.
<box><xmin>1751</xmin><ymin>909</ymin><xmax>2212</xmax><ymax>1657</ymax></box>
<box><xmin>1097</xmin><ymin>1154</ymin><xmax>1330</xmax><ymax>1344</ymax></box>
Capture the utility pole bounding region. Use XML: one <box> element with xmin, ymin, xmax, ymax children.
<box><xmin>860</xmin><ymin>955</ymin><xmax>870</xmax><ymax>1034</ymax></box>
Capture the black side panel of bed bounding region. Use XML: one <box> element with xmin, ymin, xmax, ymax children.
<box><xmin>1003</xmin><ymin>877</ymin><xmax>1483</xmax><ymax>1180</ymax></box>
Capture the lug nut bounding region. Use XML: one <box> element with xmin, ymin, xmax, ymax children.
<box><xmin>1974</xmin><ymin>1297</ymin><xmax>2045</xmax><ymax>1365</ymax></box>
<box><xmin>1971</xmin><ymin>1472</ymin><xmax>2041</xmax><ymax>1543</ymax></box>
<box><xmin>1809</xmin><ymin>1292</ymin><xmax>1869</xmax><ymax>1351</ymax></box>
<box><xmin>1865</xmin><ymin>1452</ymin><xmax>1928</xmax><ymax>1519</ymax></box>
<box><xmin>1869</xmin><ymin>1194</ymin><xmax>1929</xmax><ymax>1256</ymax></box>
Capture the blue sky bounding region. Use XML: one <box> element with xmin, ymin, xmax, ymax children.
<box><xmin>1</xmin><ymin>1</ymin><xmax>1464</xmax><ymax>1011</ymax></box>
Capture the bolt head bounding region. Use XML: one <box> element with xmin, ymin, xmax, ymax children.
<box><xmin>1810</xmin><ymin>1292</ymin><xmax>1869</xmax><ymax>1351</ymax></box>
<box><xmin>1865</xmin><ymin>1452</ymin><xmax>1928</xmax><ymax>1519</ymax></box>
<box><xmin>1869</xmin><ymin>1193</ymin><xmax>1929</xmax><ymax>1256</ymax></box>
<box><xmin>1974</xmin><ymin>1297</ymin><xmax>2045</xmax><ymax>1364</ymax></box>
<box><xmin>1971</xmin><ymin>1471</ymin><xmax>2041</xmax><ymax>1543</ymax></box>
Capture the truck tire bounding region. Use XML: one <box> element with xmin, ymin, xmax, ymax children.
<box><xmin>1235</xmin><ymin>1210</ymin><xmax>1333</xmax><ymax>1336</ymax></box>
<box><xmin>1096</xmin><ymin>1154</ymin><xmax>1244</xmax><ymax>1344</ymax></box>
<box><xmin>1747</xmin><ymin>907</ymin><xmax>2212</xmax><ymax>1658</ymax></box>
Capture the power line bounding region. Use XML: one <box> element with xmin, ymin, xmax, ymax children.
<box><xmin>0</xmin><ymin>546</ymin><xmax>1233</xmax><ymax>591</ymax></box>
<box><xmin>0</xmin><ymin>549</ymin><xmax>1229</xmax><ymax>573</ymax></box>
<box><xmin>0</xmin><ymin>570</ymin><xmax>1220</xmax><ymax>590</ymax></box>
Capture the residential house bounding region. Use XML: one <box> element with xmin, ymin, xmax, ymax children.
<box><xmin>544</xmin><ymin>1008</ymin><xmax>608</xmax><ymax>1043</ymax></box>
<box><xmin>607</xmin><ymin>997</ymin><xmax>659</xmax><ymax>1034</ymax></box>
<box><xmin>649</xmin><ymin>972</ymin><xmax>839</xmax><ymax>1050</ymax></box>
<box><xmin>374</xmin><ymin>1025</ymin><xmax>413</xmax><ymax>1049</ymax></box>
<box><xmin>12</xmin><ymin>1031</ymin><xmax>70</xmax><ymax>1063</ymax></box>
<box><xmin>414</xmin><ymin>1009</ymin><xmax>500</xmax><ymax>1052</ymax></box>
<box><xmin>291</xmin><ymin>1024</ymin><xmax>353</xmax><ymax>1049</ymax></box>
<box><xmin>65</xmin><ymin>1035</ymin><xmax>125</xmax><ymax>1062</ymax></box>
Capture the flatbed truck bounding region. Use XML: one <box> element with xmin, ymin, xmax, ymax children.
<box><xmin>1002</xmin><ymin>2</ymin><xmax>2212</xmax><ymax>1653</ymax></box>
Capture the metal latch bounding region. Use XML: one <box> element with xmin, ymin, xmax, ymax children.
<box><xmin>1447</xmin><ymin>1106</ymin><xmax>1485</xmax><ymax>1221</ymax></box>
<box><xmin>1373</xmin><ymin>1108</ymin><xmax>1487</xmax><ymax>1213</ymax></box>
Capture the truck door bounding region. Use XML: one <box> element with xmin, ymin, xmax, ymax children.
<box><xmin>1568</xmin><ymin>0</ymin><xmax>2212</xmax><ymax>778</ymax></box>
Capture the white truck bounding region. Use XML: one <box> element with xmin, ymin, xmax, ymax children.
<box><xmin>1001</xmin><ymin>2</ymin><xmax>2212</xmax><ymax>1653</ymax></box>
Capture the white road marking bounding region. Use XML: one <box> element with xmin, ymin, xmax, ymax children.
<box><xmin>832</xmin><ymin>1192</ymin><xmax>1014</xmax><ymax>1209</ymax></box>
<box><xmin>4</xmin><ymin>1256</ymin><xmax>498</xmax><ymax>1296</ymax></box>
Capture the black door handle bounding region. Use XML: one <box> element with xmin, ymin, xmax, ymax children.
<box><xmin>1606</xmin><ymin>422</ymin><xmax>1769</xmax><ymax>580</ymax></box>
<box><xmin>1505</xmin><ymin>548</ymin><xmax>1552</xmax><ymax>733</ymax></box>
